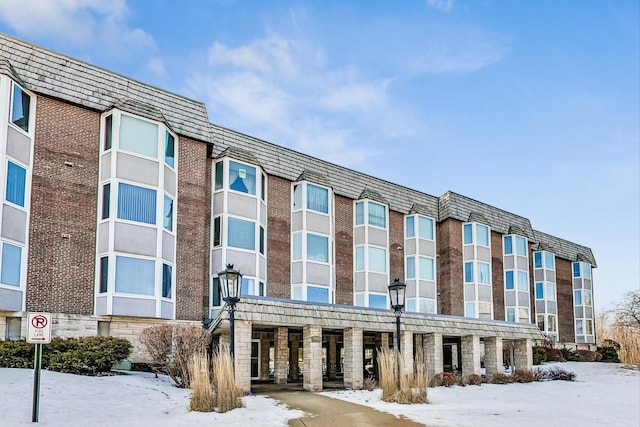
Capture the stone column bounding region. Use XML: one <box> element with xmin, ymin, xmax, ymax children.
<box><xmin>400</xmin><ymin>331</ymin><xmax>414</xmax><ymax>377</ymax></box>
<box><xmin>260</xmin><ymin>335</ymin><xmax>270</xmax><ymax>381</ymax></box>
<box><xmin>233</xmin><ymin>320</ymin><xmax>253</xmax><ymax>392</ymax></box>
<box><xmin>303</xmin><ymin>325</ymin><xmax>323</xmax><ymax>391</ymax></box>
<box><xmin>461</xmin><ymin>335</ymin><xmax>481</xmax><ymax>376</ymax></box>
<box><xmin>484</xmin><ymin>337</ymin><xmax>503</xmax><ymax>376</ymax></box>
<box><xmin>327</xmin><ymin>335</ymin><xmax>337</xmax><ymax>380</ymax></box>
<box><xmin>274</xmin><ymin>327</ymin><xmax>288</xmax><ymax>384</ymax></box>
<box><xmin>380</xmin><ymin>332</ymin><xmax>389</xmax><ymax>349</ymax></box>
<box><xmin>343</xmin><ymin>328</ymin><xmax>364</xmax><ymax>389</ymax></box>
<box><xmin>290</xmin><ymin>334</ymin><xmax>300</xmax><ymax>380</ymax></box>
<box><xmin>514</xmin><ymin>338</ymin><xmax>533</xmax><ymax>371</ymax></box>
<box><xmin>423</xmin><ymin>333</ymin><xmax>443</xmax><ymax>379</ymax></box>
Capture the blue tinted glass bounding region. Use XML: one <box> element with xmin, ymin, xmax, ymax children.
<box><xmin>516</xmin><ymin>237</ymin><xmax>527</xmax><ymax>256</ymax></box>
<box><xmin>1</xmin><ymin>243</ymin><xmax>21</xmax><ymax>286</ymax></box>
<box><xmin>517</xmin><ymin>271</ymin><xmax>529</xmax><ymax>291</ymax></box>
<box><xmin>115</xmin><ymin>256</ymin><xmax>155</xmax><ymax>295</ymax></box>
<box><xmin>505</xmin><ymin>271</ymin><xmax>514</xmax><ymax>289</ymax></box>
<box><xmin>405</xmin><ymin>216</ymin><xmax>415</xmax><ymax>238</ymax></box>
<box><xmin>165</xmin><ymin>131</ymin><xmax>175</xmax><ymax>168</ymax></box>
<box><xmin>535</xmin><ymin>282</ymin><xmax>544</xmax><ymax>299</ymax></box>
<box><xmin>368</xmin><ymin>202</ymin><xmax>386</xmax><ymax>227</ymax></box>
<box><xmin>419</xmin><ymin>257</ymin><xmax>434</xmax><ymax>280</ymax></box>
<box><xmin>574</xmin><ymin>290</ymin><xmax>582</xmax><ymax>305</ymax></box>
<box><xmin>507</xmin><ymin>308</ymin><xmax>515</xmax><ymax>322</ymax></box>
<box><xmin>307</xmin><ymin>234</ymin><xmax>329</xmax><ymax>262</ymax></box>
<box><xmin>534</xmin><ymin>252</ymin><xmax>542</xmax><ymax>268</ymax></box>
<box><xmin>369</xmin><ymin>294</ymin><xmax>387</xmax><ymax>309</ymax></box>
<box><xmin>293</xmin><ymin>234</ymin><xmax>302</xmax><ymax>260</ymax></box>
<box><xmin>162</xmin><ymin>264</ymin><xmax>172</xmax><ymax>298</ymax></box>
<box><xmin>406</xmin><ymin>257</ymin><xmax>415</xmax><ymax>279</ymax></box>
<box><xmin>163</xmin><ymin>195</ymin><xmax>173</xmax><ymax>231</ymax></box>
<box><xmin>478</xmin><ymin>262</ymin><xmax>490</xmax><ymax>284</ymax></box>
<box><xmin>463</xmin><ymin>224</ymin><xmax>473</xmax><ymax>244</ymax></box>
<box><xmin>240</xmin><ymin>278</ymin><xmax>254</xmax><ymax>296</ymax></box>
<box><xmin>117</xmin><ymin>183</ymin><xmax>156</xmax><ymax>224</ymax></box>
<box><xmin>545</xmin><ymin>252</ymin><xmax>554</xmax><ymax>269</ymax></box>
<box><xmin>228</xmin><ymin>217</ymin><xmax>255</xmax><ymax>250</ymax></box>
<box><xmin>465</xmin><ymin>262</ymin><xmax>473</xmax><ymax>282</ymax></box>
<box><xmin>573</xmin><ymin>263</ymin><xmax>581</xmax><ymax>277</ymax></box>
<box><xmin>406</xmin><ymin>299</ymin><xmax>416</xmax><ymax>312</ymax></box>
<box><xmin>307</xmin><ymin>286</ymin><xmax>329</xmax><ymax>303</ymax></box>
<box><xmin>355</xmin><ymin>247</ymin><xmax>364</xmax><ymax>270</ymax></box>
<box><xmin>418</xmin><ymin>216</ymin><xmax>434</xmax><ymax>240</ymax></box>
<box><xmin>504</xmin><ymin>236</ymin><xmax>513</xmax><ymax>254</ymax></box>
<box><xmin>6</xmin><ymin>161</ymin><xmax>26</xmax><ymax>207</ymax></box>
<box><xmin>477</xmin><ymin>225</ymin><xmax>489</xmax><ymax>246</ymax></box>
<box><xmin>12</xmin><ymin>84</ymin><xmax>30</xmax><ymax>131</ymax></box>
<box><xmin>307</xmin><ymin>184</ymin><xmax>329</xmax><ymax>213</ymax></box>
<box><xmin>355</xmin><ymin>202</ymin><xmax>364</xmax><ymax>225</ymax></box>
<box><xmin>369</xmin><ymin>247</ymin><xmax>386</xmax><ymax>272</ymax></box>
<box><xmin>229</xmin><ymin>161</ymin><xmax>256</xmax><ymax>195</ymax></box>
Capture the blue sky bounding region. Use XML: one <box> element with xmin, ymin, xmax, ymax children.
<box><xmin>0</xmin><ymin>0</ymin><xmax>637</xmax><ymax>311</ymax></box>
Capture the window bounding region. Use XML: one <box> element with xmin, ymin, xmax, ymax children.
<box><xmin>419</xmin><ymin>257</ymin><xmax>434</xmax><ymax>280</ymax></box>
<box><xmin>504</xmin><ymin>236</ymin><xmax>513</xmax><ymax>254</ymax></box>
<box><xmin>261</xmin><ymin>174</ymin><xmax>266</xmax><ymax>201</ymax></box>
<box><xmin>477</xmin><ymin>225</ymin><xmax>489</xmax><ymax>246</ymax></box>
<box><xmin>293</xmin><ymin>234</ymin><xmax>302</xmax><ymax>260</ymax></box>
<box><xmin>101</xmin><ymin>184</ymin><xmax>110</xmax><ymax>219</ymax></box>
<box><xmin>259</xmin><ymin>226</ymin><xmax>265</xmax><ymax>254</ymax></box>
<box><xmin>104</xmin><ymin>115</ymin><xmax>113</xmax><ymax>150</ymax></box>
<box><xmin>6</xmin><ymin>161</ymin><xmax>26</xmax><ymax>207</ymax></box>
<box><xmin>406</xmin><ymin>298</ymin><xmax>416</xmax><ymax>312</ymax></box>
<box><xmin>165</xmin><ymin>131</ymin><xmax>175</xmax><ymax>168</ymax></box>
<box><xmin>419</xmin><ymin>216</ymin><xmax>434</xmax><ymax>240</ymax></box>
<box><xmin>583</xmin><ymin>264</ymin><xmax>591</xmax><ymax>279</ymax></box>
<box><xmin>517</xmin><ymin>271</ymin><xmax>529</xmax><ymax>291</ymax></box>
<box><xmin>420</xmin><ymin>299</ymin><xmax>436</xmax><ymax>313</ymax></box>
<box><xmin>573</xmin><ymin>262</ymin><xmax>580</xmax><ymax>277</ymax></box>
<box><xmin>119</xmin><ymin>115</ymin><xmax>158</xmax><ymax>158</ymax></box>
<box><xmin>163</xmin><ymin>195</ymin><xmax>173</xmax><ymax>231</ymax></box>
<box><xmin>162</xmin><ymin>264</ymin><xmax>172</xmax><ymax>298</ymax></box>
<box><xmin>308</xmin><ymin>286</ymin><xmax>329</xmax><ymax>303</ymax></box>
<box><xmin>547</xmin><ymin>315</ymin><xmax>557</xmax><ymax>332</ymax></box>
<box><xmin>355</xmin><ymin>201</ymin><xmax>364</xmax><ymax>225</ymax></box>
<box><xmin>534</xmin><ymin>252</ymin><xmax>542</xmax><ymax>268</ymax></box>
<box><xmin>574</xmin><ymin>290</ymin><xmax>582</xmax><ymax>305</ymax></box>
<box><xmin>478</xmin><ymin>262</ymin><xmax>490</xmax><ymax>284</ymax></box>
<box><xmin>240</xmin><ymin>277</ymin><xmax>264</xmax><ymax>297</ymax></box>
<box><xmin>11</xmin><ymin>84</ymin><xmax>30</xmax><ymax>132</ymax></box>
<box><xmin>466</xmin><ymin>302</ymin><xmax>476</xmax><ymax>318</ymax></box>
<box><xmin>117</xmin><ymin>183</ymin><xmax>156</xmax><ymax>224</ymax></box>
<box><xmin>292</xmin><ymin>286</ymin><xmax>303</xmax><ymax>301</ymax></box>
<box><xmin>214</xmin><ymin>162</ymin><xmax>223</xmax><ymax>190</ymax></box>
<box><xmin>463</xmin><ymin>224</ymin><xmax>473</xmax><ymax>244</ymax></box>
<box><xmin>576</xmin><ymin>319</ymin><xmax>584</xmax><ymax>334</ymax></box>
<box><xmin>535</xmin><ymin>282</ymin><xmax>544</xmax><ymax>299</ymax></box>
<box><xmin>465</xmin><ymin>262</ymin><xmax>474</xmax><ymax>283</ymax></box>
<box><xmin>546</xmin><ymin>282</ymin><xmax>556</xmax><ymax>301</ymax></box>
<box><xmin>369</xmin><ymin>294</ymin><xmax>387</xmax><ymax>309</ymax></box>
<box><xmin>293</xmin><ymin>184</ymin><xmax>302</xmax><ymax>210</ymax></box>
<box><xmin>406</xmin><ymin>256</ymin><xmax>415</xmax><ymax>278</ymax></box>
<box><xmin>537</xmin><ymin>315</ymin><xmax>545</xmax><ymax>331</ymax></box>
<box><xmin>518</xmin><ymin>307</ymin><xmax>529</xmax><ymax>323</ymax></box>
<box><xmin>515</xmin><ymin>236</ymin><xmax>527</xmax><ymax>256</ymax></box>
<box><xmin>368</xmin><ymin>202</ymin><xmax>386</xmax><ymax>227</ymax></box>
<box><xmin>545</xmin><ymin>252</ymin><xmax>554</xmax><ymax>269</ymax></box>
<box><xmin>505</xmin><ymin>271</ymin><xmax>514</xmax><ymax>290</ymax></box>
<box><xmin>229</xmin><ymin>161</ymin><xmax>256</xmax><ymax>195</ymax></box>
<box><xmin>211</xmin><ymin>278</ymin><xmax>221</xmax><ymax>306</ymax></box>
<box><xmin>307</xmin><ymin>234</ymin><xmax>328</xmax><ymax>262</ymax></box>
<box><xmin>369</xmin><ymin>247</ymin><xmax>387</xmax><ymax>273</ymax></box>
<box><xmin>213</xmin><ymin>217</ymin><xmax>221</xmax><ymax>247</ymax></box>
<box><xmin>307</xmin><ymin>184</ymin><xmax>329</xmax><ymax>213</ymax></box>
<box><xmin>405</xmin><ymin>216</ymin><xmax>415</xmax><ymax>238</ymax></box>
<box><xmin>584</xmin><ymin>290</ymin><xmax>592</xmax><ymax>306</ymax></box>
<box><xmin>99</xmin><ymin>257</ymin><xmax>108</xmax><ymax>293</ymax></box>
<box><xmin>6</xmin><ymin>317</ymin><xmax>21</xmax><ymax>340</ymax></box>
<box><xmin>1</xmin><ymin>242</ymin><xmax>21</xmax><ymax>286</ymax></box>
<box><xmin>355</xmin><ymin>247</ymin><xmax>364</xmax><ymax>270</ymax></box>
<box><xmin>115</xmin><ymin>256</ymin><xmax>155</xmax><ymax>295</ymax></box>
<box><xmin>506</xmin><ymin>307</ymin><xmax>515</xmax><ymax>322</ymax></box>
<box><xmin>586</xmin><ymin>319</ymin><xmax>594</xmax><ymax>335</ymax></box>
<box><xmin>228</xmin><ymin>218</ymin><xmax>255</xmax><ymax>250</ymax></box>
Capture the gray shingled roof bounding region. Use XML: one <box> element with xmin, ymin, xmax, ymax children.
<box><xmin>0</xmin><ymin>33</ymin><xmax>212</xmax><ymax>143</ymax></box>
<box><xmin>408</xmin><ymin>203</ymin><xmax>438</xmax><ymax>219</ymax></box>
<box><xmin>296</xmin><ymin>170</ymin><xmax>330</xmax><ymax>186</ymax></box>
<box><xmin>440</xmin><ymin>192</ymin><xmax>535</xmax><ymax>239</ymax></box>
<box><xmin>533</xmin><ymin>230</ymin><xmax>597</xmax><ymax>267</ymax></box>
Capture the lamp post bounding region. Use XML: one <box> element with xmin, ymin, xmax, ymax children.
<box><xmin>218</xmin><ymin>264</ymin><xmax>242</xmax><ymax>360</ymax></box>
<box><xmin>388</xmin><ymin>278</ymin><xmax>406</xmax><ymax>389</ymax></box>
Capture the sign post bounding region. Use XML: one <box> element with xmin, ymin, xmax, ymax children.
<box><xmin>27</xmin><ymin>312</ymin><xmax>52</xmax><ymax>423</ymax></box>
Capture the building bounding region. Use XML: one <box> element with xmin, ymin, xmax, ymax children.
<box><xmin>0</xmin><ymin>34</ymin><xmax>597</xmax><ymax>391</ymax></box>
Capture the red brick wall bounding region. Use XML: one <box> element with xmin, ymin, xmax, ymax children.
<box><xmin>491</xmin><ymin>231</ymin><xmax>505</xmax><ymax>321</ymax></box>
<box><xmin>335</xmin><ymin>195</ymin><xmax>353</xmax><ymax>305</ymax></box>
<box><xmin>556</xmin><ymin>257</ymin><xmax>575</xmax><ymax>343</ymax></box>
<box><xmin>437</xmin><ymin>219</ymin><xmax>463</xmax><ymax>316</ymax></box>
<box><xmin>176</xmin><ymin>137</ymin><xmax>210</xmax><ymax>320</ymax></box>
<box><xmin>389</xmin><ymin>210</ymin><xmax>404</xmax><ymax>283</ymax></box>
<box><xmin>266</xmin><ymin>175</ymin><xmax>290</xmax><ymax>298</ymax></box>
<box><xmin>27</xmin><ymin>96</ymin><xmax>99</xmax><ymax>314</ymax></box>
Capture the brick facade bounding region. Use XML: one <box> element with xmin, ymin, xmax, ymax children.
<box><xmin>490</xmin><ymin>230</ymin><xmax>505</xmax><ymax>321</ymax></box>
<box><xmin>335</xmin><ymin>195</ymin><xmax>353</xmax><ymax>305</ymax></box>
<box><xmin>556</xmin><ymin>257</ymin><xmax>576</xmax><ymax>343</ymax></box>
<box><xmin>437</xmin><ymin>219</ymin><xmax>464</xmax><ymax>316</ymax></box>
<box><xmin>389</xmin><ymin>210</ymin><xmax>404</xmax><ymax>282</ymax></box>
<box><xmin>266</xmin><ymin>175</ymin><xmax>291</xmax><ymax>299</ymax></box>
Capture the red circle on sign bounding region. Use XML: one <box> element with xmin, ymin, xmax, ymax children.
<box><xmin>31</xmin><ymin>315</ymin><xmax>48</xmax><ymax>329</ymax></box>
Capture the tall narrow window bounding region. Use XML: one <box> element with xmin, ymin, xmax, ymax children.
<box><xmin>464</xmin><ymin>262</ymin><xmax>474</xmax><ymax>283</ymax></box>
<box><xmin>165</xmin><ymin>131</ymin><xmax>175</xmax><ymax>168</ymax></box>
<box><xmin>101</xmin><ymin>184</ymin><xmax>110</xmax><ymax>219</ymax></box>
<box><xmin>516</xmin><ymin>236</ymin><xmax>527</xmax><ymax>256</ymax></box>
<box><xmin>261</xmin><ymin>174</ymin><xmax>266</xmax><ymax>201</ymax></box>
<box><xmin>6</xmin><ymin>161</ymin><xmax>26</xmax><ymax>207</ymax></box>
<box><xmin>11</xmin><ymin>84</ymin><xmax>31</xmax><ymax>132</ymax></box>
<box><xmin>517</xmin><ymin>271</ymin><xmax>529</xmax><ymax>291</ymax></box>
<box><xmin>355</xmin><ymin>201</ymin><xmax>364</xmax><ymax>225</ymax></box>
<box><xmin>534</xmin><ymin>251</ymin><xmax>542</xmax><ymax>268</ymax></box>
<box><xmin>355</xmin><ymin>247</ymin><xmax>364</xmax><ymax>270</ymax></box>
<box><xmin>214</xmin><ymin>162</ymin><xmax>223</xmax><ymax>190</ymax></box>
<box><xmin>504</xmin><ymin>236</ymin><xmax>513</xmax><ymax>254</ymax></box>
<box><xmin>104</xmin><ymin>115</ymin><xmax>113</xmax><ymax>150</ymax></box>
<box><xmin>99</xmin><ymin>257</ymin><xmax>109</xmax><ymax>293</ymax></box>
<box><xmin>212</xmin><ymin>277</ymin><xmax>221</xmax><ymax>306</ymax></box>
<box><xmin>259</xmin><ymin>226</ymin><xmax>265</xmax><ymax>255</ymax></box>
<box><xmin>293</xmin><ymin>233</ymin><xmax>302</xmax><ymax>260</ymax></box>
<box><xmin>477</xmin><ymin>262</ymin><xmax>490</xmax><ymax>284</ymax></box>
<box><xmin>405</xmin><ymin>216</ymin><xmax>415</xmax><ymax>238</ymax></box>
<box><xmin>117</xmin><ymin>183</ymin><xmax>157</xmax><ymax>224</ymax></box>
<box><xmin>406</xmin><ymin>256</ymin><xmax>415</xmax><ymax>278</ymax></box>
<box><xmin>0</xmin><ymin>243</ymin><xmax>21</xmax><ymax>286</ymax></box>
<box><xmin>368</xmin><ymin>202</ymin><xmax>386</xmax><ymax>227</ymax></box>
<box><xmin>463</xmin><ymin>224</ymin><xmax>473</xmax><ymax>244</ymax></box>
<box><xmin>213</xmin><ymin>217</ymin><xmax>222</xmax><ymax>247</ymax></box>
<box><xmin>369</xmin><ymin>247</ymin><xmax>387</xmax><ymax>273</ymax></box>
<box><xmin>505</xmin><ymin>271</ymin><xmax>514</xmax><ymax>289</ymax></box>
<box><xmin>418</xmin><ymin>216</ymin><xmax>434</xmax><ymax>240</ymax></box>
<box><xmin>162</xmin><ymin>264</ymin><xmax>172</xmax><ymax>298</ymax></box>
<box><xmin>419</xmin><ymin>257</ymin><xmax>435</xmax><ymax>280</ymax></box>
<box><xmin>477</xmin><ymin>225</ymin><xmax>489</xmax><ymax>246</ymax></box>
<box><xmin>307</xmin><ymin>184</ymin><xmax>328</xmax><ymax>213</ymax></box>
<box><xmin>163</xmin><ymin>195</ymin><xmax>173</xmax><ymax>231</ymax></box>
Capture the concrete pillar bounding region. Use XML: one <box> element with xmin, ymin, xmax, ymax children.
<box><xmin>400</xmin><ymin>331</ymin><xmax>414</xmax><ymax>377</ymax></box>
<box><xmin>303</xmin><ymin>325</ymin><xmax>323</xmax><ymax>391</ymax></box>
<box><xmin>423</xmin><ymin>333</ymin><xmax>443</xmax><ymax>379</ymax></box>
<box><xmin>327</xmin><ymin>335</ymin><xmax>337</xmax><ymax>380</ymax></box>
<box><xmin>343</xmin><ymin>328</ymin><xmax>364</xmax><ymax>389</ymax></box>
<box><xmin>274</xmin><ymin>327</ymin><xmax>288</xmax><ymax>384</ymax></box>
<box><xmin>461</xmin><ymin>335</ymin><xmax>481</xmax><ymax>376</ymax></box>
<box><xmin>484</xmin><ymin>337</ymin><xmax>503</xmax><ymax>376</ymax></box>
<box><xmin>233</xmin><ymin>320</ymin><xmax>252</xmax><ymax>392</ymax></box>
<box><xmin>514</xmin><ymin>338</ymin><xmax>533</xmax><ymax>371</ymax></box>
<box><xmin>290</xmin><ymin>334</ymin><xmax>300</xmax><ymax>380</ymax></box>
<box><xmin>260</xmin><ymin>335</ymin><xmax>270</xmax><ymax>381</ymax></box>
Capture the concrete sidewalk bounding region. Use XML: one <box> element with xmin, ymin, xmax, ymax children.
<box><xmin>267</xmin><ymin>390</ymin><xmax>425</xmax><ymax>427</ymax></box>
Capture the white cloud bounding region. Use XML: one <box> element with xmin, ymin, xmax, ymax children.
<box><xmin>426</xmin><ymin>0</ymin><xmax>454</xmax><ymax>13</ymax></box>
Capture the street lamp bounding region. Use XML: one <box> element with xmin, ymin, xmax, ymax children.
<box><xmin>218</xmin><ymin>264</ymin><xmax>242</xmax><ymax>359</ymax></box>
<box><xmin>388</xmin><ymin>278</ymin><xmax>406</xmax><ymax>389</ymax></box>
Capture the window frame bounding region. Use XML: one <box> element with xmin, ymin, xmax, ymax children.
<box><xmin>10</xmin><ymin>82</ymin><xmax>31</xmax><ymax>133</ymax></box>
<box><xmin>228</xmin><ymin>160</ymin><xmax>257</xmax><ymax>195</ymax></box>
<box><xmin>227</xmin><ymin>216</ymin><xmax>256</xmax><ymax>251</ymax></box>
<box><xmin>5</xmin><ymin>160</ymin><xmax>27</xmax><ymax>208</ymax></box>
<box><xmin>116</xmin><ymin>182</ymin><xmax>157</xmax><ymax>225</ymax></box>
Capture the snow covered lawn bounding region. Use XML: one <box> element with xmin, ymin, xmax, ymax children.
<box><xmin>321</xmin><ymin>362</ymin><xmax>640</xmax><ymax>427</ymax></box>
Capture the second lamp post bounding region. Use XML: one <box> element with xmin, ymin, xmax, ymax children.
<box><xmin>218</xmin><ymin>264</ymin><xmax>242</xmax><ymax>360</ymax></box>
<box><xmin>388</xmin><ymin>278</ymin><xmax>406</xmax><ymax>388</ymax></box>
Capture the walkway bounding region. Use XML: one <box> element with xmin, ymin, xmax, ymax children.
<box><xmin>266</xmin><ymin>390</ymin><xmax>425</xmax><ymax>427</ymax></box>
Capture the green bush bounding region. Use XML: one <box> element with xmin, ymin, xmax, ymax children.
<box><xmin>597</xmin><ymin>346</ymin><xmax>620</xmax><ymax>363</ymax></box>
<box><xmin>0</xmin><ymin>336</ymin><xmax>131</xmax><ymax>375</ymax></box>
<box><xmin>533</xmin><ymin>346</ymin><xmax>548</xmax><ymax>365</ymax></box>
<box><xmin>561</xmin><ymin>347</ymin><xmax>581</xmax><ymax>361</ymax></box>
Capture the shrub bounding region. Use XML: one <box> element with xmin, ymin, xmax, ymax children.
<box><xmin>465</xmin><ymin>374</ymin><xmax>484</xmax><ymax>386</ymax></box>
<box><xmin>189</xmin><ymin>353</ymin><xmax>214</xmax><ymax>412</ymax></box>
<box><xmin>430</xmin><ymin>372</ymin><xmax>459</xmax><ymax>387</ymax></box>
<box><xmin>533</xmin><ymin>346</ymin><xmax>548</xmax><ymax>365</ymax></box>
<box><xmin>363</xmin><ymin>374</ymin><xmax>377</xmax><ymax>391</ymax></box>
<box><xmin>488</xmin><ymin>373</ymin><xmax>513</xmax><ymax>384</ymax></box>
<box><xmin>561</xmin><ymin>347</ymin><xmax>581</xmax><ymax>361</ymax></box>
<box><xmin>537</xmin><ymin>366</ymin><xmax>576</xmax><ymax>381</ymax></box>
<box><xmin>545</xmin><ymin>348</ymin><xmax>563</xmax><ymax>362</ymax></box>
<box><xmin>597</xmin><ymin>346</ymin><xmax>621</xmax><ymax>363</ymax></box>
<box><xmin>511</xmin><ymin>369</ymin><xmax>535</xmax><ymax>383</ymax></box>
<box><xmin>576</xmin><ymin>350</ymin><xmax>598</xmax><ymax>362</ymax></box>
<box><xmin>138</xmin><ymin>325</ymin><xmax>211</xmax><ymax>388</ymax></box>
<box><xmin>0</xmin><ymin>340</ymin><xmax>34</xmax><ymax>368</ymax></box>
<box><xmin>212</xmin><ymin>343</ymin><xmax>243</xmax><ymax>413</ymax></box>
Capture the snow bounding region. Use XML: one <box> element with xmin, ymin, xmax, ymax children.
<box><xmin>320</xmin><ymin>362</ymin><xmax>640</xmax><ymax>427</ymax></box>
<box><xmin>1</xmin><ymin>362</ymin><xmax>638</xmax><ymax>426</ymax></box>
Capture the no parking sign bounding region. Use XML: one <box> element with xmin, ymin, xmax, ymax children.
<box><xmin>27</xmin><ymin>312</ymin><xmax>52</xmax><ymax>344</ymax></box>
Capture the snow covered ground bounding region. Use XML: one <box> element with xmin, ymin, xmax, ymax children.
<box><xmin>1</xmin><ymin>362</ymin><xmax>638</xmax><ymax>426</ymax></box>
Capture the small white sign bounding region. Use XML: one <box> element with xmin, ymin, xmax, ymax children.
<box><xmin>27</xmin><ymin>312</ymin><xmax>52</xmax><ymax>344</ymax></box>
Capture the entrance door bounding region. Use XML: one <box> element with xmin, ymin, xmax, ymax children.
<box><xmin>251</xmin><ymin>340</ymin><xmax>260</xmax><ymax>380</ymax></box>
